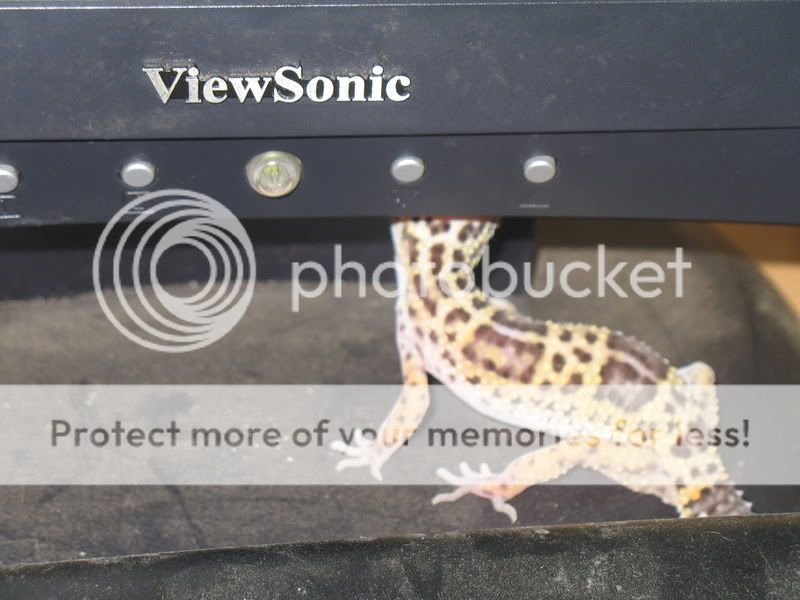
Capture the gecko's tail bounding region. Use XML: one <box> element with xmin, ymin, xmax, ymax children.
<box><xmin>680</xmin><ymin>485</ymin><xmax>753</xmax><ymax>518</ymax></box>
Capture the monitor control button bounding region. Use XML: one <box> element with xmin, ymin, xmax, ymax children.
<box><xmin>0</xmin><ymin>164</ymin><xmax>20</xmax><ymax>194</ymax></box>
<box><xmin>121</xmin><ymin>160</ymin><xmax>157</xmax><ymax>188</ymax></box>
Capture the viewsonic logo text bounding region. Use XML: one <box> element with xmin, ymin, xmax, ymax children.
<box><xmin>144</xmin><ymin>65</ymin><xmax>412</xmax><ymax>104</ymax></box>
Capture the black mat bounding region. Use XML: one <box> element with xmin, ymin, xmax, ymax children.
<box><xmin>3</xmin><ymin>515</ymin><xmax>799</xmax><ymax>599</ymax></box>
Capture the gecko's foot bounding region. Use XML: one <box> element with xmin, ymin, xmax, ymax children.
<box><xmin>432</xmin><ymin>462</ymin><xmax>519</xmax><ymax>523</ymax></box>
<box><xmin>330</xmin><ymin>429</ymin><xmax>390</xmax><ymax>482</ymax></box>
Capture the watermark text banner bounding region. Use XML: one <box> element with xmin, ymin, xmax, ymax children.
<box><xmin>1</xmin><ymin>385</ymin><xmax>797</xmax><ymax>485</ymax></box>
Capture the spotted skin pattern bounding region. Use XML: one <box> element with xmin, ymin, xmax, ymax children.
<box><xmin>332</xmin><ymin>218</ymin><xmax>752</xmax><ymax>521</ymax></box>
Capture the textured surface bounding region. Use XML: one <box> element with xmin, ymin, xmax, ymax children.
<box><xmin>0</xmin><ymin>219</ymin><xmax>798</xmax><ymax>566</ymax></box>
<box><xmin>2</xmin><ymin>515</ymin><xmax>800</xmax><ymax>600</ymax></box>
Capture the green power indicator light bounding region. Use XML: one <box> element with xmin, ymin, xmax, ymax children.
<box><xmin>245</xmin><ymin>151</ymin><xmax>303</xmax><ymax>198</ymax></box>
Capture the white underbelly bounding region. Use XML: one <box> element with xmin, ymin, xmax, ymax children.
<box><xmin>426</xmin><ymin>358</ymin><xmax>601</xmax><ymax>440</ymax></box>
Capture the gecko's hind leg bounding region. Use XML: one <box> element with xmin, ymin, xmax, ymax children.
<box><xmin>432</xmin><ymin>441</ymin><xmax>589</xmax><ymax>522</ymax></box>
<box><xmin>582</xmin><ymin>442</ymin><xmax>684</xmax><ymax>509</ymax></box>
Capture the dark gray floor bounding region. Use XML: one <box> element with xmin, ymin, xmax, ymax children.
<box><xmin>0</xmin><ymin>219</ymin><xmax>798</xmax><ymax>565</ymax></box>
<box><xmin>5</xmin><ymin>516</ymin><xmax>799</xmax><ymax>599</ymax></box>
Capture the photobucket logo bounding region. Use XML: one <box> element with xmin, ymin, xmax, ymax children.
<box><xmin>291</xmin><ymin>245</ymin><xmax>692</xmax><ymax>311</ymax></box>
<box><xmin>92</xmin><ymin>189</ymin><xmax>255</xmax><ymax>353</ymax></box>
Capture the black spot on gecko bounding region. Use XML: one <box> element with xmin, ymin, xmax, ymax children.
<box><xmin>552</xmin><ymin>354</ymin><xmax>565</xmax><ymax>373</ymax></box>
<box><xmin>457</xmin><ymin>225</ymin><xmax>473</xmax><ymax>242</ymax></box>
<box><xmin>473</xmin><ymin>324</ymin><xmax>497</xmax><ymax>345</ymax></box>
<box><xmin>429</xmin><ymin>243</ymin><xmax>445</xmax><ymax>274</ymax></box>
<box><xmin>442</xmin><ymin>350</ymin><xmax>456</xmax><ymax>366</ymax></box>
<box><xmin>429</xmin><ymin>221</ymin><xmax>450</xmax><ymax>235</ymax></box>
<box><xmin>574</xmin><ymin>348</ymin><xmax>593</xmax><ymax>363</ymax></box>
<box><xmin>560</xmin><ymin>330</ymin><xmax>572</xmax><ymax>342</ymax></box>
<box><xmin>422</xmin><ymin>297</ymin><xmax>438</xmax><ymax>316</ymax></box>
<box><xmin>445</xmin><ymin>308</ymin><xmax>471</xmax><ymax>324</ymax></box>
<box><xmin>453</xmin><ymin>276</ymin><xmax>469</xmax><ymax>291</ymax></box>
<box><xmin>569</xmin><ymin>373</ymin><xmax>583</xmax><ymax>385</ymax></box>
<box><xmin>472</xmin><ymin>297</ymin><xmax>489</xmax><ymax>310</ymax></box>
<box><xmin>600</xmin><ymin>359</ymin><xmax>640</xmax><ymax>384</ymax></box>
<box><xmin>586</xmin><ymin>332</ymin><xmax>598</xmax><ymax>344</ymax></box>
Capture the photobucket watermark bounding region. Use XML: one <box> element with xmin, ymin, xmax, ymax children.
<box><xmin>92</xmin><ymin>189</ymin><xmax>255</xmax><ymax>353</ymax></box>
<box><xmin>291</xmin><ymin>245</ymin><xmax>691</xmax><ymax>312</ymax></box>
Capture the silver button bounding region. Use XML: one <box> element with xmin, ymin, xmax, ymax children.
<box><xmin>523</xmin><ymin>155</ymin><xmax>557</xmax><ymax>184</ymax></box>
<box><xmin>120</xmin><ymin>160</ymin><xmax>157</xmax><ymax>188</ymax></box>
<box><xmin>0</xmin><ymin>164</ymin><xmax>20</xmax><ymax>194</ymax></box>
<box><xmin>390</xmin><ymin>156</ymin><xmax>425</xmax><ymax>184</ymax></box>
<box><xmin>245</xmin><ymin>151</ymin><xmax>303</xmax><ymax>198</ymax></box>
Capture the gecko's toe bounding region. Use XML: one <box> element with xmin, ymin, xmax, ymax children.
<box><xmin>330</xmin><ymin>440</ymin><xmax>355</xmax><ymax>456</ymax></box>
<box><xmin>433</xmin><ymin>463</ymin><xmax>519</xmax><ymax>522</ymax></box>
<box><xmin>334</xmin><ymin>456</ymin><xmax>365</xmax><ymax>472</ymax></box>
<box><xmin>332</xmin><ymin>436</ymin><xmax>387</xmax><ymax>481</ymax></box>
<box><xmin>333</xmin><ymin>457</ymin><xmax>384</xmax><ymax>482</ymax></box>
<box><xmin>431</xmin><ymin>487</ymin><xmax>471</xmax><ymax>505</ymax></box>
<box><xmin>334</xmin><ymin>455</ymin><xmax>381</xmax><ymax>478</ymax></box>
<box><xmin>330</xmin><ymin>429</ymin><xmax>372</xmax><ymax>456</ymax></box>
<box><xmin>491</xmin><ymin>497</ymin><xmax>518</xmax><ymax>523</ymax></box>
<box><xmin>458</xmin><ymin>461</ymin><xmax>487</xmax><ymax>478</ymax></box>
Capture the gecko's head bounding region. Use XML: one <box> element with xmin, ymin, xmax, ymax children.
<box><xmin>391</xmin><ymin>218</ymin><xmax>498</xmax><ymax>270</ymax></box>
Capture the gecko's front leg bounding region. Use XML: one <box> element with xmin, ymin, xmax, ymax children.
<box><xmin>331</xmin><ymin>335</ymin><xmax>430</xmax><ymax>481</ymax></box>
